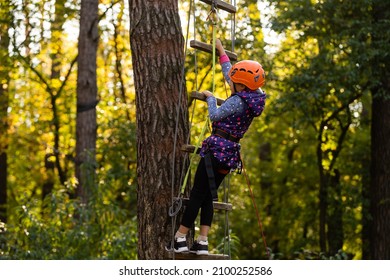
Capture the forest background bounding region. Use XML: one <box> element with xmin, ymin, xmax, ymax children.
<box><xmin>0</xmin><ymin>0</ymin><xmax>389</xmax><ymax>260</ymax></box>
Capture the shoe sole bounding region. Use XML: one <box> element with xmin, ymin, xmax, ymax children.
<box><xmin>196</xmin><ymin>250</ymin><xmax>209</xmax><ymax>255</ymax></box>
<box><xmin>174</xmin><ymin>247</ymin><xmax>189</xmax><ymax>253</ymax></box>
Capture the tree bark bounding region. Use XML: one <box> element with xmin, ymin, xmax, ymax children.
<box><xmin>370</xmin><ymin>95</ymin><xmax>390</xmax><ymax>259</ymax></box>
<box><xmin>327</xmin><ymin>170</ymin><xmax>343</xmax><ymax>256</ymax></box>
<box><xmin>317</xmin><ymin>124</ymin><xmax>328</xmax><ymax>253</ymax></box>
<box><xmin>361</xmin><ymin>106</ymin><xmax>371</xmax><ymax>260</ymax></box>
<box><xmin>0</xmin><ymin>0</ymin><xmax>12</xmax><ymax>223</ymax></box>
<box><xmin>129</xmin><ymin>0</ymin><xmax>189</xmax><ymax>259</ymax></box>
<box><xmin>370</xmin><ymin>94</ymin><xmax>390</xmax><ymax>260</ymax></box>
<box><xmin>370</xmin><ymin>0</ymin><xmax>390</xmax><ymax>260</ymax></box>
<box><xmin>76</xmin><ymin>0</ymin><xmax>99</xmax><ymax>202</ymax></box>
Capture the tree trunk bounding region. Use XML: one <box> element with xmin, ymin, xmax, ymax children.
<box><xmin>76</xmin><ymin>0</ymin><xmax>99</xmax><ymax>202</ymax></box>
<box><xmin>128</xmin><ymin>0</ymin><xmax>189</xmax><ymax>259</ymax></box>
<box><xmin>0</xmin><ymin>0</ymin><xmax>12</xmax><ymax>223</ymax></box>
<box><xmin>361</xmin><ymin>105</ymin><xmax>371</xmax><ymax>260</ymax></box>
<box><xmin>317</xmin><ymin>126</ymin><xmax>328</xmax><ymax>253</ymax></box>
<box><xmin>370</xmin><ymin>0</ymin><xmax>390</xmax><ymax>260</ymax></box>
<box><xmin>370</xmin><ymin>95</ymin><xmax>390</xmax><ymax>259</ymax></box>
<box><xmin>327</xmin><ymin>170</ymin><xmax>343</xmax><ymax>256</ymax></box>
<box><xmin>42</xmin><ymin>0</ymin><xmax>68</xmax><ymax>200</ymax></box>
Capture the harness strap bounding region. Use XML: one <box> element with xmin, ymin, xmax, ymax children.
<box><xmin>212</xmin><ymin>128</ymin><xmax>240</xmax><ymax>143</ymax></box>
<box><xmin>204</xmin><ymin>153</ymin><xmax>218</xmax><ymax>201</ymax></box>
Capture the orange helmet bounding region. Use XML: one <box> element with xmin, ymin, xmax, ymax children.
<box><xmin>228</xmin><ymin>60</ymin><xmax>265</xmax><ymax>90</ymax></box>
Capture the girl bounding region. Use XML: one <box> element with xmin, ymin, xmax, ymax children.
<box><xmin>174</xmin><ymin>39</ymin><xmax>266</xmax><ymax>255</ymax></box>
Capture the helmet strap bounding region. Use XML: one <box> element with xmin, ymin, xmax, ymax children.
<box><xmin>233</xmin><ymin>83</ymin><xmax>238</xmax><ymax>93</ymax></box>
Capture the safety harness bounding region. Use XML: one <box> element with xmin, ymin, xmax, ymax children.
<box><xmin>212</xmin><ymin>128</ymin><xmax>240</xmax><ymax>143</ymax></box>
<box><xmin>205</xmin><ymin>128</ymin><xmax>241</xmax><ymax>201</ymax></box>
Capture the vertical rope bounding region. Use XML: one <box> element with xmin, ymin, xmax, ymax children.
<box><xmin>231</xmin><ymin>0</ymin><xmax>236</xmax><ymax>53</ymax></box>
<box><xmin>222</xmin><ymin>175</ymin><xmax>231</xmax><ymax>259</ymax></box>
<box><xmin>241</xmin><ymin>159</ymin><xmax>270</xmax><ymax>259</ymax></box>
<box><xmin>180</xmin><ymin>0</ymin><xmax>199</xmax><ymax>193</ymax></box>
<box><xmin>212</xmin><ymin>25</ymin><xmax>216</xmax><ymax>94</ymax></box>
<box><xmin>169</xmin><ymin>0</ymin><xmax>194</xmax><ymax>259</ymax></box>
<box><xmin>223</xmin><ymin>0</ymin><xmax>237</xmax><ymax>258</ymax></box>
<box><xmin>179</xmin><ymin>118</ymin><xmax>209</xmax><ymax>195</ymax></box>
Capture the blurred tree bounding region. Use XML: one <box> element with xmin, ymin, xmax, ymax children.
<box><xmin>370</xmin><ymin>0</ymin><xmax>390</xmax><ymax>260</ymax></box>
<box><xmin>0</xmin><ymin>0</ymin><xmax>13</xmax><ymax>223</ymax></box>
<box><xmin>76</xmin><ymin>0</ymin><xmax>99</xmax><ymax>202</ymax></box>
<box><xmin>42</xmin><ymin>0</ymin><xmax>71</xmax><ymax>200</ymax></box>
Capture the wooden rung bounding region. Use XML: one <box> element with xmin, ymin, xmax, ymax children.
<box><xmin>179</xmin><ymin>197</ymin><xmax>233</xmax><ymax>211</ymax></box>
<box><xmin>190</xmin><ymin>40</ymin><xmax>237</xmax><ymax>61</ymax></box>
<box><xmin>181</xmin><ymin>144</ymin><xmax>200</xmax><ymax>154</ymax></box>
<box><xmin>190</xmin><ymin>91</ymin><xmax>225</xmax><ymax>106</ymax></box>
<box><xmin>199</xmin><ymin>0</ymin><xmax>237</xmax><ymax>14</ymax></box>
<box><xmin>166</xmin><ymin>250</ymin><xmax>229</xmax><ymax>260</ymax></box>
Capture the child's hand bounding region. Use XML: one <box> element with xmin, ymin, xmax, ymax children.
<box><xmin>202</xmin><ymin>90</ymin><xmax>213</xmax><ymax>98</ymax></box>
<box><xmin>215</xmin><ymin>39</ymin><xmax>226</xmax><ymax>56</ymax></box>
<box><xmin>216</xmin><ymin>39</ymin><xmax>223</xmax><ymax>50</ymax></box>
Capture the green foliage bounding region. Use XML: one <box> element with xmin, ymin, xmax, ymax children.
<box><xmin>0</xmin><ymin>180</ymin><xmax>137</xmax><ymax>260</ymax></box>
<box><xmin>214</xmin><ymin>232</ymin><xmax>241</xmax><ymax>260</ymax></box>
<box><xmin>267</xmin><ymin>248</ymin><xmax>351</xmax><ymax>260</ymax></box>
<box><xmin>293</xmin><ymin>249</ymin><xmax>351</xmax><ymax>260</ymax></box>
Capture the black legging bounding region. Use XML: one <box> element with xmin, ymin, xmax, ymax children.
<box><xmin>180</xmin><ymin>156</ymin><xmax>227</xmax><ymax>228</ymax></box>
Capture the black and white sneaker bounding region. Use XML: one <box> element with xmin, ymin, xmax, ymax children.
<box><xmin>189</xmin><ymin>240</ymin><xmax>209</xmax><ymax>255</ymax></box>
<box><xmin>174</xmin><ymin>236</ymin><xmax>189</xmax><ymax>253</ymax></box>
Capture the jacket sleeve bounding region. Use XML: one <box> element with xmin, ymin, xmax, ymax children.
<box><xmin>219</xmin><ymin>54</ymin><xmax>232</xmax><ymax>84</ymax></box>
<box><xmin>206</xmin><ymin>95</ymin><xmax>245</xmax><ymax>121</ymax></box>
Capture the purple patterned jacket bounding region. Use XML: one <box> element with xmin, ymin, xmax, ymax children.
<box><xmin>199</xmin><ymin>55</ymin><xmax>266</xmax><ymax>170</ymax></box>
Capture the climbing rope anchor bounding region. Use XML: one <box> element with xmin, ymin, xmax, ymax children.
<box><xmin>206</xmin><ymin>7</ymin><xmax>219</xmax><ymax>25</ymax></box>
<box><xmin>168</xmin><ymin>196</ymin><xmax>183</xmax><ymax>217</ymax></box>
